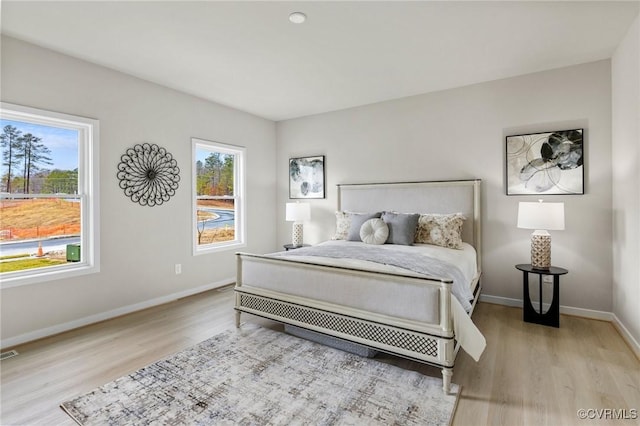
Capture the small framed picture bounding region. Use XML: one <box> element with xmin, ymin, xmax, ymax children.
<box><xmin>289</xmin><ymin>155</ymin><xmax>325</xmax><ymax>199</ymax></box>
<box><xmin>506</xmin><ymin>129</ymin><xmax>584</xmax><ymax>195</ymax></box>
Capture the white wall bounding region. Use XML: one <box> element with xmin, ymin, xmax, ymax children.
<box><xmin>612</xmin><ymin>15</ymin><xmax>640</xmax><ymax>346</ymax></box>
<box><xmin>276</xmin><ymin>60</ymin><xmax>613</xmax><ymax>313</ymax></box>
<box><xmin>0</xmin><ymin>36</ymin><xmax>277</xmax><ymax>345</ymax></box>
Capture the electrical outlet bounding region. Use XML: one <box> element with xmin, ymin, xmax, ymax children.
<box><xmin>543</xmin><ymin>275</ymin><xmax>553</xmax><ymax>284</ymax></box>
<box><xmin>175</xmin><ymin>264</ymin><xmax>182</xmax><ymax>275</ymax></box>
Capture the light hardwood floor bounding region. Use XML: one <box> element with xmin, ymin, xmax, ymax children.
<box><xmin>1</xmin><ymin>286</ymin><xmax>638</xmax><ymax>425</ymax></box>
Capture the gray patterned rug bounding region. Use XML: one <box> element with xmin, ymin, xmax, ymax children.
<box><xmin>61</xmin><ymin>326</ymin><xmax>459</xmax><ymax>425</ymax></box>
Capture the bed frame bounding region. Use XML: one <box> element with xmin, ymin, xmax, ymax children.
<box><xmin>235</xmin><ymin>179</ymin><xmax>482</xmax><ymax>392</ymax></box>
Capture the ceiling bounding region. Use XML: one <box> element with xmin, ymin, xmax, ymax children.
<box><xmin>1</xmin><ymin>1</ymin><xmax>639</xmax><ymax>121</ymax></box>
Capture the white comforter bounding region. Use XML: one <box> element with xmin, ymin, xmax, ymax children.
<box><xmin>278</xmin><ymin>240</ymin><xmax>477</xmax><ymax>280</ymax></box>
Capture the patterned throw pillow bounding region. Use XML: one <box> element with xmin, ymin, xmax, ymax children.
<box><xmin>415</xmin><ymin>213</ymin><xmax>466</xmax><ymax>249</ymax></box>
<box><xmin>332</xmin><ymin>211</ymin><xmax>351</xmax><ymax>240</ymax></box>
<box><xmin>359</xmin><ymin>218</ymin><xmax>389</xmax><ymax>245</ymax></box>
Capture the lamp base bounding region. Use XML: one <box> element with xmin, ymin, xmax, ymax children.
<box><xmin>531</xmin><ymin>231</ymin><xmax>551</xmax><ymax>269</ymax></box>
<box><xmin>292</xmin><ymin>222</ymin><xmax>304</xmax><ymax>246</ymax></box>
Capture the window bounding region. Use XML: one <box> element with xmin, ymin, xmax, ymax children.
<box><xmin>192</xmin><ymin>138</ymin><xmax>245</xmax><ymax>254</ymax></box>
<box><xmin>0</xmin><ymin>103</ymin><xmax>99</xmax><ymax>287</ymax></box>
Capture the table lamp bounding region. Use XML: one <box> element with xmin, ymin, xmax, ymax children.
<box><xmin>286</xmin><ymin>202</ymin><xmax>310</xmax><ymax>246</ymax></box>
<box><xmin>517</xmin><ymin>200</ymin><xmax>565</xmax><ymax>269</ymax></box>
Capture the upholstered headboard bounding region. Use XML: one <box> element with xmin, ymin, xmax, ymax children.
<box><xmin>337</xmin><ymin>179</ymin><xmax>482</xmax><ymax>268</ymax></box>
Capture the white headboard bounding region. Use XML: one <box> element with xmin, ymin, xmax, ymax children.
<box><xmin>337</xmin><ymin>180</ymin><xmax>482</xmax><ymax>268</ymax></box>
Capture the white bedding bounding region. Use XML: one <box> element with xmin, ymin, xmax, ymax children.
<box><xmin>272</xmin><ymin>240</ymin><xmax>478</xmax><ymax>292</ymax></box>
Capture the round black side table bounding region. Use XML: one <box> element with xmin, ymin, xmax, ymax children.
<box><xmin>515</xmin><ymin>264</ymin><xmax>568</xmax><ymax>328</ymax></box>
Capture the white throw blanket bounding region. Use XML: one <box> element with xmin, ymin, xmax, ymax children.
<box><xmin>451</xmin><ymin>298</ymin><xmax>486</xmax><ymax>361</ymax></box>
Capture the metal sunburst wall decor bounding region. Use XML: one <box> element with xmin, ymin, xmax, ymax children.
<box><xmin>117</xmin><ymin>143</ymin><xmax>180</xmax><ymax>206</ymax></box>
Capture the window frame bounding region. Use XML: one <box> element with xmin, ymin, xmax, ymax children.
<box><xmin>0</xmin><ymin>102</ymin><xmax>100</xmax><ymax>288</ymax></box>
<box><xmin>192</xmin><ymin>137</ymin><xmax>246</xmax><ymax>255</ymax></box>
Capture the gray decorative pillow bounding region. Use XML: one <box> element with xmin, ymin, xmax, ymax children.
<box><xmin>347</xmin><ymin>212</ymin><xmax>382</xmax><ymax>241</ymax></box>
<box><xmin>359</xmin><ymin>218</ymin><xmax>389</xmax><ymax>245</ymax></box>
<box><xmin>381</xmin><ymin>212</ymin><xmax>420</xmax><ymax>245</ymax></box>
<box><xmin>415</xmin><ymin>213</ymin><xmax>465</xmax><ymax>249</ymax></box>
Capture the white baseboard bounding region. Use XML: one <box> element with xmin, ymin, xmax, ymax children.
<box><xmin>480</xmin><ymin>294</ymin><xmax>639</xmax><ymax>357</ymax></box>
<box><xmin>1</xmin><ymin>278</ymin><xmax>235</xmax><ymax>350</ymax></box>
<box><xmin>479</xmin><ymin>294</ymin><xmax>522</xmax><ymax>308</ymax></box>
<box><xmin>612</xmin><ymin>314</ymin><xmax>640</xmax><ymax>359</ymax></box>
<box><xmin>479</xmin><ymin>294</ymin><xmax>614</xmax><ymax>321</ymax></box>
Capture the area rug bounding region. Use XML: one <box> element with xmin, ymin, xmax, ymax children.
<box><xmin>61</xmin><ymin>326</ymin><xmax>459</xmax><ymax>425</ymax></box>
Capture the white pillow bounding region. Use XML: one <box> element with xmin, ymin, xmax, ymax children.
<box><xmin>359</xmin><ymin>218</ymin><xmax>389</xmax><ymax>245</ymax></box>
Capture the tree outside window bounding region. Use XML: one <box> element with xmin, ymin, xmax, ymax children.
<box><xmin>192</xmin><ymin>138</ymin><xmax>245</xmax><ymax>254</ymax></box>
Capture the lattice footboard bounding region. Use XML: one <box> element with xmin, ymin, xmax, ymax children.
<box><xmin>235</xmin><ymin>290</ymin><xmax>454</xmax><ymax>368</ymax></box>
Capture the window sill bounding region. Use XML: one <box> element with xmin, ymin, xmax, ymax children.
<box><xmin>0</xmin><ymin>262</ymin><xmax>100</xmax><ymax>289</ymax></box>
<box><xmin>194</xmin><ymin>241</ymin><xmax>246</xmax><ymax>256</ymax></box>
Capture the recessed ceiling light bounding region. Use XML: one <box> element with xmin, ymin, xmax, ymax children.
<box><xmin>289</xmin><ymin>12</ymin><xmax>306</xmax><ymax>24</ymax></box>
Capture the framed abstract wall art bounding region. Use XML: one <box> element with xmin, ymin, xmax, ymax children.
<box><xmin>506</xmin><ymin>129</ymin><xmax>584</xmax><ymax>195</ymax></box>
<box><xmin>289</xmin><ymin>155</ymin><xmax>325</xmax><ymax>199</ymax></box>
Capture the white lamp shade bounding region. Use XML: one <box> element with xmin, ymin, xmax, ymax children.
<box><xmin>286</xmin><ymin>202</ymin><xmax>310</xmax><ymax>222</ymax></box>
<box><xmin>517</xmin><ymin>201</ymin><xmax>565</xmax><ymax>231</ymax></box>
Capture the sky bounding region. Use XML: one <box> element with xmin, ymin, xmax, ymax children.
<box><xmin>1</xmin><ymin>119</ymin><xmax>78</xmax><ymax>171</ymax></box>
<box><xmin>195</xmin><ymin>146</ymin><xmax>231</xmax><ymax>165</ymax></box>
<box><xmin>196</xmin><ymin>148</ymin><xmax>212</xmax><ymax>164</ymax></box>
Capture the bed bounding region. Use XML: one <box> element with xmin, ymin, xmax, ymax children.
<box><xmin>234</xmin><ymin>179</ymin><xmax>485</xmax><ymax>393</ymax></box>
